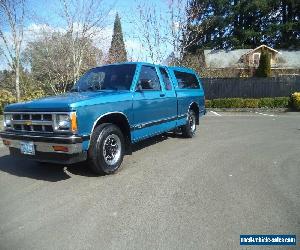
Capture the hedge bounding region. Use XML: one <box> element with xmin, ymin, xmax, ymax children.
<box><xmin>206</xmin><ymin>97</ymin><xmax>290</xmax><ymax>109</ymax></box>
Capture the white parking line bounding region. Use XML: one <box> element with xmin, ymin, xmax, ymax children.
<box><xmin>210</xmin><ymin>111</ymin><xmax>222</xmax><ymax>116</ymax></box>
<box><xmin>255</xmin><ymin>112</ymin><xmax>275</xmax><ymax>117</ymax></box>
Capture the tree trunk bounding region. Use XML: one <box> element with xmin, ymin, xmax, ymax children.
<box><xmin>15</xmin><ymin>63</ymin><xmax>21</xmax><ymax>102</ymax></box>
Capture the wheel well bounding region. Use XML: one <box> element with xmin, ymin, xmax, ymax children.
<box><xmin>93</xmin><ymin>113</ymin><xmax>132</xmax><ymax>153</ymax></box>
<box><xmin>190</xmin><ymin>102</ymin><xmax>199</xmax><ymax>125</ymax></box>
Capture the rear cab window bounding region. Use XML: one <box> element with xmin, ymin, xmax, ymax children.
<box><xmin>173</xmin><ymin>71</ymin><xmax>200</xmax><ymax>89</ymax></box>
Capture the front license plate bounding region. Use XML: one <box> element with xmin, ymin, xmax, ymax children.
<box><xmin>20</xmin><ymin>141</ymin><xmax>35</xmax><ymax>155</ymax></box>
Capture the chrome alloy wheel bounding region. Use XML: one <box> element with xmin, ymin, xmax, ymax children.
<box><xmin>102</xmin><ymin>134</ymin><xmax>121</xmax><ymax>165</ymax></box>
<box><xmin>189</xmin><ymin>113</ymin><xmax>196</xmax><ymax>133</ymax></box>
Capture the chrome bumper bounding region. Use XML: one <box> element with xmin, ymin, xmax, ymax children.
<box><xmin>3</xmin><ymin>138</ymin><xmax>82</xmax><ymax>154</ymax></box>
<box><xmin>0</xmin><ymin>131</ymin><xmax>89</xmax><ymax>154</ymax></box>
<box><xmin>0</xmin><ymin>131</ymin><xmax>89</xmax><ymax>164</ymax></box>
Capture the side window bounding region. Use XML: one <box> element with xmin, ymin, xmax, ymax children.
<box><xmin>137</xmin><ymin>65</ymin><xmax>161</xmax><ymax>90</ymax></box>
<box><xmin>174</xmin><ymin>71</ymin><xmax>200</xmax><ymax>89</ymax></box>
<box><xmin>159</xmin><ymin>67</ymin><xmax>172</xmax><ymax>90</ymax></box>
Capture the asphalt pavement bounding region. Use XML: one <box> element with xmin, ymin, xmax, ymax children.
<box><xmin>0</xmin><ymin>112</ymin><xmax>299</xmax><ymax>250</ymax></box>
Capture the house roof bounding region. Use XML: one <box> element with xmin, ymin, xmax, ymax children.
<box><xmin>276</xmin><ymin>51</ymin><xmax>300</xmax><ymax>68</ymax></box>
<box><xmin>243</xmin><ymin>45</ymin><xmax>279</xmax><ymax>55</ymax></box>
<box><xmin>204</xmin><ymin>49</ymin><xmax>251</xmax><ymax>68</ymax></box>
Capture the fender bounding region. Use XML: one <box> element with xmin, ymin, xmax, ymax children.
<box><xmin>88</xmin><ymin>111</ymin><xmax>131</xmax><ymax>148</ymax></box>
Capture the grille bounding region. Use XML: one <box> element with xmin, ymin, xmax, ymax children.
<box><xmin>10</xmin><ymin>113</ymin><xmax>54</xmax><ymax>133</ymax></box>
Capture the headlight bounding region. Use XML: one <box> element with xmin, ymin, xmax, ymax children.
<box><xmin>56</xmin><ymin>114</ymin><xmax>70</xmax><ymax>130</ymax></box>
<box><xmin>4</xmin><ymin>114</ymin><xmax>12</xmax><ymax>128</ymax></box>
<box><xmin>55</xmin><ymin>112</ymin><xmax>77</xmax><ymax>133</ymax></box>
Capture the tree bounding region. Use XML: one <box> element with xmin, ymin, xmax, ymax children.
<box><xmin>0</xmin><ymin>0</ymin><xmax>26</xmax><ymax>101</ymax></box>
<box><xmin>180</xmin><ymin>49</ymin><xmax>206</xmax><ymax>74</ymax></box>
<box><xmin>133</xmin><ymin>0</ymin><xmax>205</xmax><ymax>64</ymax></box>
<box><xmin>24</xmin><ymin>30</ymin><xmax>102</xmax><ymax>94</ymax></box>
<box><xmin>255</xmin><ymin>51</ymin><xmax>271</xmax><ymax>77</ymax></box>
<box><xmin>185</xmin><ymin>0</ymin><xmax>300</xmax><ymax>50</ymax></box>
<box><xmin>60</xmin><ymin>0</ymin><xmax>113</xmax><ymax>81</ymax></box>
<box><xmin>184</xmin><ymin>0</ymin><xmax>231</xmax><ymax>50</ymax></box>
<box><xmin>274</xmin><ymin>0</ymin><xmax>300</xmax><ymax>49</ymax></box>
<box><xmin>107</xmin><ymin>13</ymin><xmax>127</xmax><ymax>64</ymax></box>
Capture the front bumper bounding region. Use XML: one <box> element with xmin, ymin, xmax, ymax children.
<box><xmin>0</xmin><ymin>131</ymin><xmax>89</xmax><ymax>164</ymax></box>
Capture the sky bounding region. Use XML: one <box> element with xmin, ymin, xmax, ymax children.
<box><xmin>0</xmin><ymin>0</ymin><xmax>176</xmax><ymax>70</ymax></box>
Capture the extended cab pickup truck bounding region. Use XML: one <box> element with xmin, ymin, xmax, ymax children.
<box><xmin>0</xmin><ymin>62</ymin><xmax>205</xmax><ymax>174</ymax></box>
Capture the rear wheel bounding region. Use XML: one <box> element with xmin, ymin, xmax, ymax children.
<box><xmin>88</xmin><ymin>123</ymin><xmax>125</xmax><ymax>175</ymax></box>
<box><xmin>182</xmin><ymin>110</ymin><xmax>197</xmax><ymax>138</ymax></box>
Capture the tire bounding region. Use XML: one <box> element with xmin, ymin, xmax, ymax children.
<box><xmin>88</xmin><ymin>123</ymin><xmax>125</xmax><ymax>175</ymax></box>
<box><xmin>182</xmin><ymin>110</ymin><xmax>197</xmax><ymax>138</ymax></box>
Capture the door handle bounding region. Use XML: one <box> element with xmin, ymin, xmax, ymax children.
<box><xmin>160</xmin><ymin>93</ymin><xmax>165</xmax><ymax>97</ymax></box>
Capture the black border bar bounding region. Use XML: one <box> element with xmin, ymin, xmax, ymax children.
<box><xmin>0</xmin><ymin>131</ymin><xmax>90</xmax><ymax>144</ymax></box>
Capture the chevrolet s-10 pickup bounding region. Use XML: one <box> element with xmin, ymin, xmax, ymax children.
<box><xmin>0</xmin><ymin>62</ymin><xmax>205</xmax><ymax>174</ymax></box>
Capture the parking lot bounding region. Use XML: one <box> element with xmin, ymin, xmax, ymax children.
<box><xmin>0</xmin><ymin>112</ymin><xmax>299</xmax><ymax>250</ymax></box>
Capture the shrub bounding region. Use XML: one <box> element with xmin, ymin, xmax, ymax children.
<box><xmin>205</xmin><ymin>99</ymin><xmax>212</xmax><ymax>108</ymax></box>
<box><xmin>258</xmin><ymin>98</ymin><xmax>274</xmax><ymax>108</ymax></box>
<box><xmin>207</xmin><ymin>97</ymin><xmax>289</xmax><ymax>109</ymax></box>
<box><xmin>273</xmin><ymin>97</ymin><xmax>289</xmax><ymax>108</ymax></box>
<box><xmin>21</xmin><ymin>89</ymin><xmax>45</xmax><ymax>102</ymax></box>
<box><xmin>290</xmin><ymin>92</ymin><xmax>300</xmax><ymax>111</ymax></box>
<box><xmin>243</xmin><ymin>99</ymin><xmax>259</xmax><ymax>108</ymax></box>
<box><xmin>212</xmin><ymin>98</ymin><xmax>244</xmax><ymax>108</ymax></box>
<box><xmin>0</xmin><ymin>89</ymin><xmax>46</xmax><ymax>114</ymax></box>
<box><xmin>0</xmin><ymin>89</ymin><xmax>16</xmax><ymax>114</ymax></box>
<box><xmin>211</xmin><ymin>99</ymin><xmax>224</xmax><ymax>108</ymax></box>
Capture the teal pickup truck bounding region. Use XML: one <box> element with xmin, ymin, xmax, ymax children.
<box><xmin>0</xmin><ymin>62</ymin><xmax>205</xmax><ymax>175</ymax></box>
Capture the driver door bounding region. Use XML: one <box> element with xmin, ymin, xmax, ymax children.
<box><xmin>132</xmin><ymin>64</ymin><xmax>176</xmax><ymax>141</ymax></box>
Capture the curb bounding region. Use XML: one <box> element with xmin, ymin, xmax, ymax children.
<box><xmin>207</xmin><ymin>108</ymin><xmax>290</xmax><ymax>113</ymax></box>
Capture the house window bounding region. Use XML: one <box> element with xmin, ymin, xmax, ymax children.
<box><xmin>253</xmin><ymin>53</ymin><xmax>261</xmax><ymax>65</ymax></box>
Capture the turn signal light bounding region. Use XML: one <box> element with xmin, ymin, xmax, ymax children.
<box><xmin>52</xmin><ymin>145</ymin><xmax>69</xmax><ymax>152</ymax></box>
<box><xmin>70</xmin><ymin>112</ymin><xmax>77</xmax><ymax>133</ymax></box>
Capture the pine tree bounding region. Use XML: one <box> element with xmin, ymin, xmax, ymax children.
<box><xmin>107</xmin><ymin>13</ymin><xmax>127</xmax><ymax>63</ymax></box>
<box><xmin>255</xmin><ymin>51</ymin><xmax>271</xmax><ymax>77</ymax></box>
<box><xmin>185</xmin><ymin>0</ymin><xmax>300</xmax><ymax>50</ymax></box>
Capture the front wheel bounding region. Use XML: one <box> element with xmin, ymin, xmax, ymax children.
<box><xmin>181</xmin><ymin>110</ymin><xmax>197</xmax><ymax>138</ymax></box>
<box><xmin>88</xmin><ymin>123</ymin><xmax>125</xmax><ymax>175</ymax></box>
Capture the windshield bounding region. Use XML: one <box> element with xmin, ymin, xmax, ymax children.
<box><xmin>71</xmin><ymin>64</ymin><xmax>136</xmax><ymax>92</ymax></box>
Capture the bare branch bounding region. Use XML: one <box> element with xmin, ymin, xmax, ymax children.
<box><xmin>58</xmin><ymin>0</ymin><xmax>115</xmax><ymax>81</ymax></box>
<box><xmin>0</xmin><ymin>0</ymin><xmax>26</xmax><ymax>101</ymax></box>
<box><xmin>130</xmin><ymin>0</ymin><xmax>206</xmax><ymax>65</ymax></box>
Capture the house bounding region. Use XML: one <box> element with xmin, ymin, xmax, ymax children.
<box><xmin>239</xmin><ymin>45</ymin><xmax>279</xmax><ymax>67</ymax></box>
<box><xmin>204</xmin><ymin>45</ymin><xmax>300</xmax><ymax>77</ymax></box>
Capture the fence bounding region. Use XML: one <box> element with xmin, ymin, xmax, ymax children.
<box><xmin>201</xmin><ymin>76</ymin><xmax>300</xmax><ymax>99</ymax></box>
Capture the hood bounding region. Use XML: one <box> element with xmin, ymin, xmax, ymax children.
<box><xmin>4</xmin><ymin>90</ymin><xmax>132</xmax><ymax>112</ymax></box>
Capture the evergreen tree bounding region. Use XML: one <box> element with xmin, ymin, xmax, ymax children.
<box><xmin>184</xmin><ymin>0</ymin><xmax>230</xmax><ymax>51</ymax></box>
<box><xmin>108</xmin><ymin>13</ymin><xmax>127</xmax><ymax>63</ymax></box>
<box><xmin>274</xmin><ymin>0</ymin><xmax>300</xmax><ymax>49</ymax></box>
<box><xmin>185</xmin><ymin>0</ymin><xmax>300</xmax><ymax>51</ymax></box>
<box><xmin>255</xmin><ymin>51</ymin><xmax>271</xmax><ymax>77</ymax></box>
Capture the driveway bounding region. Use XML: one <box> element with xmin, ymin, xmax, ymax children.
<box><xmin>0</xmin><ymin>112</ymin><xmax>299</xmax><ymax>249</ymax></box>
